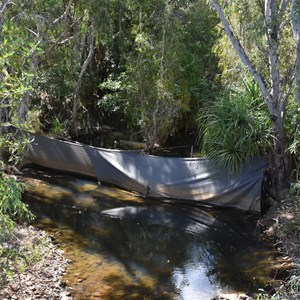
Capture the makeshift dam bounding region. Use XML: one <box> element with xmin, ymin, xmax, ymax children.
<box><xmin>23</xmin><ymin>133</ymin><xmax>266</xmax><ymax>213</ymax></box>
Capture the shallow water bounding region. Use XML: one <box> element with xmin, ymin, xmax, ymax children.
<box><xmin>23</xmin><ymin>170</ymin><xmax>280</xmax><ymax>300</ymax></box>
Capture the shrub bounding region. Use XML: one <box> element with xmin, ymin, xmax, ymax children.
<box><xmin>198</xmin><ymin>80</ymin><xmax>271</xmax><ymax>172</ymax></box>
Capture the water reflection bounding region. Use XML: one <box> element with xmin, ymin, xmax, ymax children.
<box><xmin>23</xmin><ymin>170</ymin><xmax>276</xmax><ymax>300</ymax></box>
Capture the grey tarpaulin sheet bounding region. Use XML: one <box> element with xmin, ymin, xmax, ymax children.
<box><xmin>24</xmin><ymin>134</ymin><xmax>96</xmax><ymax>178</ymax></box>
<box><xmin>24</xmin><ymin>133</ymin><xmax>266</xmax><ymax>212</ymax></box>
<box><xmin>84</xmin><ymin>146</ymin><xmax>266</xmax><ymax>212</ymax></box>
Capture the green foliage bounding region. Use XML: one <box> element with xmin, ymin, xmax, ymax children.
<box><xmin>0</xmin><ymin>132</ymin><xmax>33</xmax><ymax>166</ymax></box>
<box><xmin>25</xmin><ymin>110</ymin><xmax>43</xmax><ymax>133</ymax></box>
<box><xmin>0</xmin><ymin>175</ymin><xmax>34</xmax><ymax>229</ymax></box>
<box><xmin>0</xmin><ymin>213</ymin><xmax>15</xmax><ymax>241</ymax></box>
<box><xmin>288</xmin><ymin>126</ymin><xmax>300</xmax><ymax>157</ymax></box>
<box><xmin>98</xmin><ymin>74</ymin><xmax>127</xmax><ymax>114</ymax></box>
<box><xmin>50</xmin><ymin>117</ymin><xmax>68</xmax><ymax>137</ymax></box>
<box><xmin>1</xmin><ymin>0</ymin><xmax>220</xmax><ymax>142</ymax></box>
<box><xmin>0</xmin><ymin>36</ymin><xmax>37</xmax><ymax>115</ymax></box>
<box><xmin>115</xmin><ymin>0</ymin><xmax>220</xmax><ymax>148</ymax></box>
<box><xmin>198</xmin><ymin>80</ymin><xmax>271</xmax><ymax>172</ymax></box>
<box><xmin>213</xmin><ymin>0</ymin><xmax>294</xmax><ymax>87</ymax></box>
<box><xmin>0</xmin><ymin>173</ymin><xmax>35</xmax><ymax>287</ymax></box>
<box><xmin>254</xmin><ymin>276</ymin><xmax>300</xmax><ymax>300</ymax></box>
<box><xmin>291</xmin><ymin>170</ymin><xmax>300</xmax><ymax>196</ymax></box>
<box><xmin>0</xmin><ymin>149</ymin><xmax>35</xmax><ymax>288</ymax></box>
<box><xmin>0</xmin><ymin>247</ymin><xmax>27</xmax><ymax>288</ymax></box>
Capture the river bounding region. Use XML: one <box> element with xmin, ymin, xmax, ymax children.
<box><xmin>23</xmin><ymin>168</ymin><xmax>282</xmax><ymax>300</ymax></box>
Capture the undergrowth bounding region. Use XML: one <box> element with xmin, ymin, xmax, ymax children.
<box><xmin>0</xmin><ymin>175</ymin><xmax>35</xmax><ymax>288</ymax></box>
<box><xmin>256</xmin><ymin>183</ymin><xmax>300</xmax><ymax>300</ymax></box>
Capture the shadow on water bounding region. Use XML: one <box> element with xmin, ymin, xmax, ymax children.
<box><xmin>23</xmin><ymin>168</ymin><xmax>279</xmax><ymax>300</ymax></box>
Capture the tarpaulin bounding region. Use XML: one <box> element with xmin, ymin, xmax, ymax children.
<box><xmin>24</xmin><ymin>133</ymin><xmax>266</xmax><ymax>212</ymax></box>
<box><xmin>84</xmin><ymin>146</ymin><xmax>266</xmax><ymax>212</ymax></box>
<box><xmin>24</xmin><ymin>134</ymin><xmax>96</xmax><ymax>178</ymax></box>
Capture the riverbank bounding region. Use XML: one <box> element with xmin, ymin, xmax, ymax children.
<box><xmin>0</xmin><ymin>224</ymin><xmax>73</xmax><ymax>300</ymax></box>
<box><xmin>258</xmin><ymin>191</ymin><xmax>300</xmax><ymax>299</ymax></box>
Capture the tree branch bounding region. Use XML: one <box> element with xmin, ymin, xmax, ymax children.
<box><xmin>279</xmin><ymin>0</ymin><xmax>291</xmax><ymax>16</ymax></box>
<box><xmin>47</xmin><ymin>18</ymin><xmax>79</xmax><ymax>53</ymax></box>
<box><xmin>0</xmin><ymin>0</ymin><xmax>11</xmax><ymax>18</ymax></box>
<box><xmin>0</xmin><ymin>0</ymin><xmax>12</xmax><ymax>35</ymax></box>
<box><xmin>57</xmin><ymin>36</ymin><xmax>74</xmax><ymax>45</ymax></box>
<box><xmin>26</xmin><ymin>27</ymin><xmax>38</xmax><ymax>37</ymax></box>
<box><xmin>53</xmin><ymin>0</ymin><xmax>72</xmax><ymax>25</ymax></box>
<box><xmin>210</xmin><ymin>0</ymin><xmax>271</xmax><ymax>106</ymax></box>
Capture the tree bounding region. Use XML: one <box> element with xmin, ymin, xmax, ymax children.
<box><xmin>124</xmin><ymin>1</ymin><xmax>185</xmax><ymax>150</ymax></box>
<box><xmin>33</xmin><ymin>0</ymin><xmax>121</xmax><ymax>135</ymax></box>
<box><xmin>1</xmin><ymin>0</ymin><xmax>220</xmax><ymax>149</ymax></box>
<box><xmin>210</xmin><ymin>0</ymin><xmax>300</xmax><ymax>194</ymax></box>
<box><xmin>110</xmin><ymin>0</ymin><xmax>220</xmax><ymax>150</ymax></box>
<box><xmin>291</xmin><ymin>0</ymin><xmax>300</xmax><ymax>105</ymax></box>
<box><xmin>69</xmin><ymin>24</ymin><xmax>95</xmax><ymax>136</ymax></box>
<box><xmin>0</xmin><ymin>1</ymin><xmax>36</xmax><ymax>286</ymax></box>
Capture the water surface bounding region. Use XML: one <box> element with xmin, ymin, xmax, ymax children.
<box><xmin>23</xmin><ymin>169</ymin><xmax>279</xmax><ymax>300</ymax></box>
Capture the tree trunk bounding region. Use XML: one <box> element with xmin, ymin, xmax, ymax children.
<box><xmin>0</xmin><ymin>97</ymin><xmax>9</xmax><ymax>123</ymax></box>
<box><xmin>265</xmin><ymin>0</ymin><xmax>280</xmax><ymax>109</ymax></box>
<box><xmin>271</xmin><ymin>116</ymin><xmax>290</xmax><ymax>195</ymax></box>
<box><xmin>210</xmin><ymin>0</ymin><xmax>270</xmax><ymax>99</ymax></box>
<box><xmin>18</xmin><ymin>52</ymin><xmax>39</xmax><ymax>124</ymax></box>
<box><xmin>291</xmin><ymin>0</ymin><xmax>300</xmax><ymax>105</ymax></box>
<box><xmin>265</xmin><ymin>0</ymin><xmax>291</xmax><ymax>192</ymax></box>
<box><xmin>210</xmin><ymin>0</ymin><xmax>291</xmax><ymax>195</ymax></box>
<box><xmin>69</xmin><ymin>25</ymin><xmax>95</xmax><ymax>137</ymax></box>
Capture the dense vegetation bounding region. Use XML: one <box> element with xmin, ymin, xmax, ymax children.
<box><xmin>0</xmin><ymin>131</ymin><xmax>34</xmax><ymax>286</ymax></box>
<box><xmin>0</xmin><ymin>0</ymin><xmax>299</xmax><ymax>209</ymax></box>
<box><xmin>1</xmin><ymin>1</ymin><xmax>300</xmax><ymax>298</ymax></box>
<box><xmin>1</xmin><ymin>1</ymin><xmax>299</xmax><ymax>185</ymax></box>
<box><xmin>0</xmin><ymin>0</ymin><xmax>299</xmax><ymax>207</ymax></box>
<box><xmin>0</xmin><ymin>0</ymin><xmax>220</xmax><ymax>144</ymax></box>
<box><xmin>0</xmin><ymin>0</ymin><xmax>219</xmax><ymax>289</ymax></box>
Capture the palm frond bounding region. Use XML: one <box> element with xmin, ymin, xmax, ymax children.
<box><xmin>197</xmin><ymin>80</ymin><xmax>271</xmax><ymax>174</ymax></box>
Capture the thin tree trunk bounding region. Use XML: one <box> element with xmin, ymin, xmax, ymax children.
<box><xmin>18</xmin><ymin>52</ymin><xmax>39</xmax><ymax>124</ymax></box>
<box><xmin>70</xmin><ymin>25</ymin><xmax>95</xmax><ymax>136</ymax></box>
<box><xmin>210</xmin><ymin>0</ymin><xmax>270</xmax><ymax>101</ymax></box>
<box><xmin>0</xmin><ymin>97</ymin><xmax>9</xmax><ymax>123</ymax></box>
<box><xmin>265</xmin><ymin>0</ymin><xmax>280</xmax><ymax>109</ymax></box>
<box><xmin>291</xmin><ymin>0</ymin><xmax>300</xmax><ymax>105</ymax></box>
<box><xmin>18</xmin><ymin>15</ymin><xmax>44</xmax><ymax>125</ymax></box>
<box><xmin>295</xmin><ymin>43</ymin><xmax>300</xmax><ymax>105</ymax></box>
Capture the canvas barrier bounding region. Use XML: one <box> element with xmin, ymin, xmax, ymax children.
<box><xmin>22</xmin><ymin>132</ymin><xmax>266</xmax><ymax>212</ymax></box>
<box><xmin>23</xmin><ymin>134</ymin><xmax>97</xmax><ymax>178</ymax></box>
